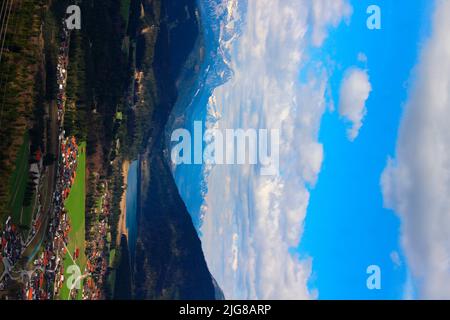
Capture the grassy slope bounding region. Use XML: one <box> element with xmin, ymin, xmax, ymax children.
<box><xmin>120</xmin><ymin>0</ymin><xmax>131</xmax><ymax>30</ymax></box>
<box><xmin>58</xmin><ymin>142</ymin><xmax>86</xmax><ymax>300</ymax></box>
<box><xmin>8</xmin><ymin>133</ymin><xmax>30</xmax><ymax>226</ymax></box>
<box><xmin>21</xmin><ymin>194</ymin><xmax>35</xmax><ymax>233</ymax></box>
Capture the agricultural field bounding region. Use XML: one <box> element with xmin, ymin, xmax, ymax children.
<box><xmin>7</xmin><ymin>133</ymin><xmax>35</xmax><ymax>235</ymax></box>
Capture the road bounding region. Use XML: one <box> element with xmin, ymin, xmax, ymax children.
<box><xmin>2</xmin><ymin>96</ymin><xmax>63</xmax><ymax>287</ymax></box>
<box><xmin>21</xmin><ymin>99</ymin><xmax>60</xmax><ymax>264</ymax></box>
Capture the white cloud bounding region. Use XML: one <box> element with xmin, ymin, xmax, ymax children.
<box><xmin>381</xmin><ymin>0</ymin><xmax>450</xmax><ymax>299</ymax></box>
<box><xmin>338</xmin><ymin>68</ymin><xmax>372</xmax><ymax>141</ymax></box>
<box><xmin>310</xmin><ymin>0</ymin><xmax>353</xmax><ymax>46</ymax></box>
<box><xmin>390</xmin><ymin>250</ymin><xmax>402</xmax><ymax>268</ymax></box>
<box><xmin>403</xmin><ymin>273</ymin><xmax>415</xmax><ymax>300</ymax></box>
<box><xmin>357</xmin><ymin>52</ymin><xmax>367</xmax><ymax>63</ymax></box>
<box><xmin>197</xmin><ymin>0</ymin><xmax>352</xmax><ymax>299</ymax></box>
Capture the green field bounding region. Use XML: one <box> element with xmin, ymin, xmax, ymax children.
<box><xmin>120</xmin><ymin>0</ymin><xmax>131</xmax><ymax>30</ymax></box>
<box><xmin>58</xmin><ymin>142</ymin><xmax>86</xmax><ymax>300</ymax></box>
<box><xmin>10</xmin><ymin>132</ymin><xmax>37</xmax><ymax>237</ymax></box>
<box><xmin>21</xmin><ymin>194</ymin><xmax>36</xmax><ymax>234</ymax></box>
<box><xmin>7</xmin><ymin>133</ymin><xmax>30</xmax><ymax>227</ymax></box>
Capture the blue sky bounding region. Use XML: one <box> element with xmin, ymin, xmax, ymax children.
<box><xmin>298</xmin><ymin>0</ymin><xmax>433</xmax><ymax>299</ymax></box>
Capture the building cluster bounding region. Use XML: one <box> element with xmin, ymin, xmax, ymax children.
<box><xmin>22</xmin><ymin>21</ymin><xmax>82</xmax><ymax>300</ymax></box>
<box><xmin>24</xmin><ymin>136</ymin><xmax>79</xmax><ymax>300</ymax></box>
<box><xmin>0</xmin><ymin>217</ymin><xmax>24</xmax><ymax>290</ymax></box>
<box><xmin>83</xmin><ymin>189</ymin><xmax>112</xmax><ymax>300</ymax></box>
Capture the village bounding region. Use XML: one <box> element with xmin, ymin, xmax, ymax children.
<box><xmin>0</xmin><ymin>12</ymin><xmax>113</xmax><ymax>300</ymax></box>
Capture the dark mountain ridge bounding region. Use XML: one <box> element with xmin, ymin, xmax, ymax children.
<box><xmin>116</xmin><ymin>0</ymin><xmax>219</xmax><ymax>300</ymax></box>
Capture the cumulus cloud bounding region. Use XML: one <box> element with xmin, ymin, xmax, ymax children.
<box><xmin>357</xmin><ymin>52</ymin><xmax>368</xmax><ymax>63</ymax></box>
<box><xmin>403</xmin><ymin>273</ymin><xmax>415</xmax><ymax>300</ymax></box>
<box><xmin>381</xmin><ymin>0</ymin><xmax>450</xmax><ymax>299</ymax></box>
<box><xmin>197</xmin><ymin>0</ymin><xmax>352</xmax><ymax>299</ymax></box>
<box><xmin>338</xmin><ymin>68</ymin><xmax>372</xmax><ymax>141</ymax></box>
<box><xmin>310</xmin><ymin>0</ymin><xmax>353</xmax><ymax>46</ymax></box>
<box><xmin>390</xmin><ymin>251</ymin><xmax>402</xmax><ymax>268</ymax></box>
